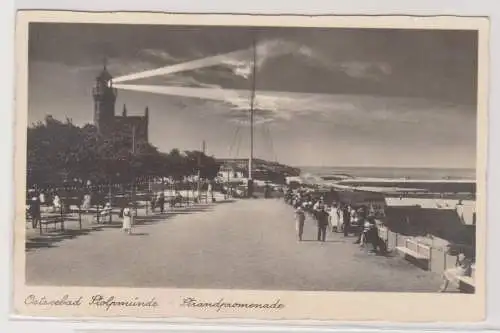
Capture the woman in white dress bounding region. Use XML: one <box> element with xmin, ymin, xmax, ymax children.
<box><xmin>39</xmin><ymin>192</ymin><xmax>45</xmax><ymax>205</ymax></box>
<box><xmin>207</xmin><ymin>182</ymin><xmax>214</xmax><ymax>202</ymax></box>
<box><xmin>121</xmin><ymin>204</ymin><xmax>134</xmax><ymax>235</ymax></box>
<box><xmin>329</xmin><ymin>203</ymin><xmax>339</xmax><ymax>232</ymax></box>
<box><xmin>52</xmin><ymin>194</ymin><xmax>61</xmax><ymax>212</ymax></box>
<box><xmin>82</xmin><ymin>193</ymin><xmax>91</xmax><ymax>211</ymax></box>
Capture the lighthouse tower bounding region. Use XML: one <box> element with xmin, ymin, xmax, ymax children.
<box><xmin>92</xmin><ymin>61</ymin><xmax>117</xmax><ymax>135</ymax></box>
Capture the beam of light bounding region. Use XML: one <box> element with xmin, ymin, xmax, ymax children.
<box><xmin>113</xmin><ymin>83</ymin><xmax>251</xmax><ymax>102</ymax></box>
<box><xmin>112</xmin><ymin>39</ymin><xmax>302</xmax><ymax>84</ymax></box>
<box><xmin>113</xmin><ymin>83</ymin><xmax>323</xmax><ymax>125</ymax></box>
<box><xmin>112</xmin><ymin>49</ymin><xmax>250</xmax><ymax>83</ymax></box>
<box><xmin>114</xmin><ymin>84</ymin><xmax>283</xmax><ymax>127</ymax></box>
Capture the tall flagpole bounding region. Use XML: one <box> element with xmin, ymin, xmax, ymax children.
<box><xmin>248</xmin><ymin>33</ymin><xmax>257</xmax><ymax>197</ymax></box>
<box><xmin>131</xmin><ymin>124</ymin><xmax>137</xmax><ymax>214</ymax></box>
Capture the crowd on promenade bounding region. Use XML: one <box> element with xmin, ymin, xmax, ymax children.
<box><xmin>284</xmin><ymin>186</ymin><xmax>476</xmax><ymax>292</ymax></box>
<box><xmin>284</xmin><ymin>187</ymin><xmax>387</xmax><ymax>254</ymax></box>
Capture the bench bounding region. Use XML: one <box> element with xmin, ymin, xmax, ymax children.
<box><xmin>63</xmin><ymin>205</ymin><xmax>84</xmax><ymax>229</ymax></box>
<box><xmin>27</xmin><ymin>205</ymin><xmax>85</xmax><ymax>234</ymax></box>
<box><xmin>72</xmin><ymin>205</ymin><xmax>113</xmax><ymax>224</ymax></box>
<box><xmin>456</xmin><ymin>276</ymin><xmax>475</xmax><ymax>293</ymax></box>
<box><xmin>456</xmin><ymin>264</ymin><xmax>476</xmax><ymax>293</ymax></box>
<box><xmin>96</xmin><ymin>207</ymin><xmax>113</xmax><ymax>224</ymax></box>
<box><xmin>396</xmin><ymin>239</ymin><xmax>432</xmax><ymax>270</ymax></box>
<box><xmin>39</xmin><ymin>214</ymin><xmax>63</xmax><ymax>232</ymax></box>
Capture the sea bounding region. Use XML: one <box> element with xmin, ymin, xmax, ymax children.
<box><xmin>298</xmin><ymin>166</ymin><xmax>476</xmax><ymax>181</ymax></box>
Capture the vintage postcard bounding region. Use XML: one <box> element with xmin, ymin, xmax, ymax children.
<box><xmin>13</xmin><ymin>11</ymin><xmax>488</xmax><ymax>322</ymax></box>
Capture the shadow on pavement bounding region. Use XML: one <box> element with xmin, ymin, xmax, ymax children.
<box><xmin>169</xmin><ymin>206</ymin><xmax>214</xmax><ymax>213</ymax></box>
<box><xmin>96</xmin><ymin>222</ymin><xmax>124</xmax><ymax>229</ymax></box>
<box><xmin>26</xmin><ymin>200</ymin><xmax>235</xmax><ymax>251</ymax></box>
<box><xmin>137</xmin><ymin>204</ymin><xmax>216</xmax><ymax>224</ymax></box>
<box><xmin>300</xmin><ymin>239</ymin><xmax>345</xmax><ymax>243</ymax></box>
<box><xmin>25</xmin><ymin>240</ymin><xmax>58</xmax><ymax>250</ymax></box>
<box><xmin>135</xmin><ymin>214</ymin><xmax>173</xmax><ymax>226</ymax></box>
<box><xmin>212</xmin><ymin>199</ymin><xmax>236</xmax><ymax>204</ymax></box>
<box><xmin>26</xmin><ymin>228</ymin><xmax>97</xmax><ymax>251</ymax></box>
<box><xmin>357</xmin><ymin>247</ymin><xmax>398</xmax><ymax>258</ymax></box>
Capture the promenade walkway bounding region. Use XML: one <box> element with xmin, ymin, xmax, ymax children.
<box><xmin>26</xmin><ymin>198</ymin><xmax>442</xmax><ymax>292</ymax></box>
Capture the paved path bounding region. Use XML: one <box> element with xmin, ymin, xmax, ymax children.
<box><xmin>26</xmin><ymin>199</ymin><xmax>443</xmax><ymax>292</ymax></box>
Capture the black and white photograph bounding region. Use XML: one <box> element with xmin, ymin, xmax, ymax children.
<box><xmin>13</xmin><ymin>11</ymin><xmax>488</xmax><ymax>321</ymax></box>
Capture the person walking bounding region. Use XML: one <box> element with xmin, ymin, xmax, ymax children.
<box><xmin>121</xmin><ymin>203</ymin><xmax>134</xmax><ymax>235</ymax></box>
<box><xmin>208</xmin><ymin>182</ymin><xmax>214</xmax><ymax>202</ymax></box>
<box><xmin>342</xmin><ymin>204</ymin><xmax>351</xmax><ymax>237</ymax></box>
<box><xmin>295</xmin><ymin>204</ymin><xmax>306</xmax><ymax>241</ymax></box>
<box><xmin>150</xmin><ymin>194</ymin><xmax>157</xmax><ymax>213</ymax></box>
<box><xmin>329</xmin><ymin>203</ymin><xmax>340</xmax><ymax>232</ymax></box>
<box><xmin>157</xmin><ymin>192</ymin><xmax>165</xmax><ymax>213</ymax></box>
<box><xmin>316</xmin><ymin>207</ymin><xmax>329</xmax><ymax>242</ymax></box>
<box><xmin>29</xmin><ymin>195</ymin><xmax>41</xmax><ymax>229</ymax></box>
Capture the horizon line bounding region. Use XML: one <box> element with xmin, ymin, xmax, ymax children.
<box><xmin>293</xmin><ymin>165</ymin><xmax>476</xmax><ymax>170</ymax></box>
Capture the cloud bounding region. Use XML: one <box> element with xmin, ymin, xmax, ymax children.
<box><xmin>139</xmin><ymin>49</ymin><xmax>183</xmax><ymax>63</ymax></box>
<box><xmin>340</xmin><ymin>61</ymin><xmax>393</xmax><ymax>80</ymax></box>
<box><xmin>108</xmin><ymin>37</ymin><xmax>396</xmax><ymax>102</ymax></box>
<box><xmin>219</xmin><ymin>39</ymin><xmax>312</xmax><ymax>79</ymax></box>
<box><xmin>257</xmin><ymin>40</ymin><xmax>393</xmax><ymax>81</ymax></box>
<box><xmin>66</xmin><ymin>57</ymin><xmax>158</xmax><ymax>79</ymax></box>
<box><xmin>121</xmin><ymin>39</ymin><xmax>307</xmax><ymax>82</ymax></box>
<box><xmin>113</xmin><ymin>79</ymin><xmax>474</xmax><ymax>135</ymax></box>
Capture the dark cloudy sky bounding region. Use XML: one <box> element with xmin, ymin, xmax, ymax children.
<box><xmin>28</xmin><ymin>23</ymin><xmax>478</xmax><ymax>168</ymax></box>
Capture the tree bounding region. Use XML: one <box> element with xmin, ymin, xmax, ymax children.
<box><xmin>27</xmin><ymin>116</ymin><xmax>96</xmax><ymax>186</ymax></box>
<box><xmin>184</xmin><ymin>150</ymin><xmax>221</xmax><ymax>180</ymax></box>
<box><xmin>26</xmin><ymin>116</ymin><xmax>222</xmax><ymax>187</ymax></box>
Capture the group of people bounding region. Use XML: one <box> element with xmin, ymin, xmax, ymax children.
<box><xmin>293</xmin><ymin>198</ymin><xmax>329</xmax><ymax>242</ymax></box>
<box><xmin>26</xmin><ymin>187</ymin><xmax>185</xmax><ymax>235</ymax></box>
<box><xmin>26</xmin><ymin>189</ymin><xmax>63</xmax><ymax>229</ymax></box>
<box><xmin>286</xmin><ymin>188</ymin><xmax>387</xmax><ymax>254</ymax></box>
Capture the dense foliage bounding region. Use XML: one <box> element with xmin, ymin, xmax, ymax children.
<box><xmin>27</xmin><ymin>116</ymin><xmax>220</xmax><ymax>186</ymax></box>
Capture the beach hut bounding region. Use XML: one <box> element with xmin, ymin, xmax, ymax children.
<box><xmin>336</xmin><ymin>189</ymin><xmax>386</xmax><ymax>218</ymax></box>
<box><xmin>383</xmin><ymin>204</ymin><xmax>475</xmax><ymax>256</ymax></box>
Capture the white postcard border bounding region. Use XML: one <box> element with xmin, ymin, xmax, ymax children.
<box><xmin>12</xmin><ymin>11</ymin><xmax>489</xmax><ymax>322</ymax></box>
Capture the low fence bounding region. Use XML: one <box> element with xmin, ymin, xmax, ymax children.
<box><xmin>28</xmin><ymin>181</ymin><xmax>228</xmax><ymax>208</ymax></box>
<box><xmin>378</xmin><ymin>226</ymin><xmax>473</xmax><ymax>275</ymax></box>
